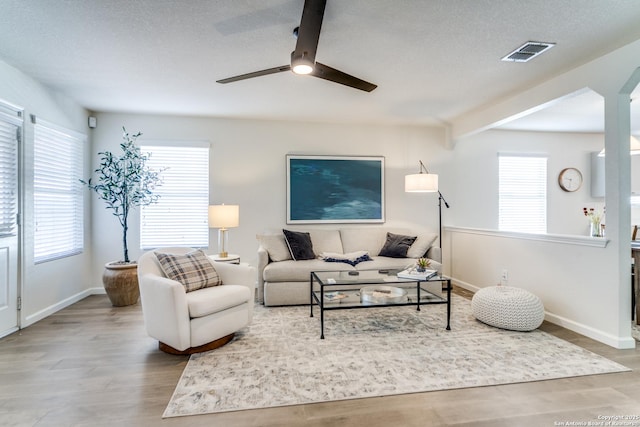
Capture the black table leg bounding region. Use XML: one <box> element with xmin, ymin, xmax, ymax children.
<box><xmin>446</xmin><ymin>278</ymin><xmax>451</xmax><ymax>330</ymax></box>
<box><xmin>320</xmin><ymin>291</ymin><xmax>325</xmax><ymax>339</ymax></box>
<box><xmin>310</xmin><ymin>273</ymin><xmax>314</xmax><ymax>318</ymax></box>
<box><xmin>416</xmin><ymin>281</ymin><xmax>421</xmax><ymax>311</ymax></box>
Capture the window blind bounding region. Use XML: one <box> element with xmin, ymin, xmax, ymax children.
<box><xmin>34</xmin><ymin>121</ymin><xmax>84</xmax><ymax>263</ymax></box>
<box><xmin>140</xmin><ymin>143</ymin><xmax>209</xmax><ymax>249</ymax></box>
<box><xmin>498</xmin><ymin>154</ymin><xmax>547</xmax><ymax>234</ymax></box>
<box><xmin>0</xmin><ymin>119</ymin><xmax>18</xmax><ymax>237</ymax></box>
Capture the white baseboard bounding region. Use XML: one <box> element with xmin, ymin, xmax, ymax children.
<box><xmin>23</xmin><ymin>288</ymin><xmax>101</xmax><ymax>328</ymax></box>
<box><xmin>451</xmin><ymin>277</ymin><xmax>481</xmax><ymax>293</ymax></box>
<box><xmin>544</xmin><ymin>312</ymin><xmax>636</xmax><ymax>349</ymax></box>
<box><xmin>450</xmin><ymin>277</ymin><xmax>636</xmax><ymax>350</ymax></box>
<box><xmin>0</xmin><ymin>326</ymin><xmax>18</xmax><ymax>339</ymax></box>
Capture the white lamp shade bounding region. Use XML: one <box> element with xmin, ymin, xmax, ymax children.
<box><xmin>405</xmin><ymin>173</ymin><xmax>438</xmax><ymax>192</ymax></box>
<box><xmin>208</xmin><ymin>205</ymin><xmax>239</xmax><ymax>228</ymax></box>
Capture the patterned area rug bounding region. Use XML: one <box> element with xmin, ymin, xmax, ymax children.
<box><xmin>163</xmin><ymin>295</ymin><xmax>630</xmax><ymax>418</ymax></box>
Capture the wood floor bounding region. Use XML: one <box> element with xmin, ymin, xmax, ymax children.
<box><xmin>1</xmin><ymin>288</ymin><xmax>639</xmax><ymax>427</ymax></box>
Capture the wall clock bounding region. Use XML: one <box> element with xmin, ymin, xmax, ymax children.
<box><xmin>558</xmin><ymin>167</ymin><xmax>583</xmax><ymax>192</ymax></box>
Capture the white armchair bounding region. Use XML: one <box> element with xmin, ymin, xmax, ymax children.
<box><xmin>137</xmin><ymin>247</ymin><xmax>255</xmax><ymax>355</ymax></box>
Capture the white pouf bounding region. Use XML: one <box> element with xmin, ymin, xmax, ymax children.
<box><xmin>471</xmin><ymin>286</ymin><xmax>545</xmax><ymax>331</ymax></box>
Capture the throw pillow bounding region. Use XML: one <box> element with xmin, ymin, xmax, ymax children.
<box><xmin>257</xmin><ymin>234</ymin><xmax>292</xmax><ymax>261</ymax></box>
<box><xmin>155</xmin><ymin>250</ymin><xmax>221</xmax><ymax>292</ymax></box>
<box><xmin>406</xmin><ymin>232</ymin><xmax>438</xmax><ymax>258</ymax></box>
<box><xmin>309</xmin><ymin>230</ymin><xmax>344</xmax><ymax>254</ymax></box>
<box><xmin>378</xmin><ymin>232</ymin><xmax>417</xmax><ymax>258</ymax></box>
<box><xmin>283</xmin><ymin>229</ymin><xmax>316</xmax><ymax>260</ymax></box>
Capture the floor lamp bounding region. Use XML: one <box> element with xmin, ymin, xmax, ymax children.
<box><xmin>405</xmin><ymin>160</ymin><xmax>450</xmax><ymax>248</ymax></box>
<box><xmin>208</xmin><ymin>204</ymin><xmax>239</xmax><ymax>257</ymax></box>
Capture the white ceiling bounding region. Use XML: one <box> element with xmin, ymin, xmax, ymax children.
<box><xmin>2</xmin><ymin>0</ymin><xmax>640</xmax><ymax>129</ymax></box>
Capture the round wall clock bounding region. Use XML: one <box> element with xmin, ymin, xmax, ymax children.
<box><xmin>558</xmin><ymin>167</ymin><xmax>583</xmax><ymax>192</ymax></box>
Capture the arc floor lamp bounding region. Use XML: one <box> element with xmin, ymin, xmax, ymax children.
<box><xmin>405</xmin><ymin>160</ymin><xmax>450</xmax><ymax>248</ymax></box>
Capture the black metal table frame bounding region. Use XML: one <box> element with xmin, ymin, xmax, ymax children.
<box><xmin>309</xmin><ymin>271</ymin><xmax>451</xmax><ymax>339</ymax></box>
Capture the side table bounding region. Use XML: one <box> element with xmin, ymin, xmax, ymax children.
<box><xmin>210</xmin><ymin>254</ymin><xmax>240</xmax><ymax>264</ymax></box>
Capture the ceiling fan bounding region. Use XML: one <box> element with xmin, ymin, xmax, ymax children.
<box><xmin>216</xmin><ymin>0</ymin><xmax>377</xmax><ymax>92</ymax></box>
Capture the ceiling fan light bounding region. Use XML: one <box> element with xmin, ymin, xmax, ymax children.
<box><xmin>292</xmin><ymin>63</ymin><xmax>313</xmax><ymax>75</ymax></box>
<box><xmin>291</xmin><ymin>51</ymin><xmax>314</xmax><ymax>75</ymax></box>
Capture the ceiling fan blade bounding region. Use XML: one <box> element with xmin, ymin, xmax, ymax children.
<box><xmin>217</xmin><ymin>65</ymin><xmax>291</xmax><ymax>84</ymax></box>
<box><xmin>311</xmin><ymin>62</ymin><xmax>377</xmax><ymax>92</ymax></box>
<box><xmin>292</xmin><ymin>0</ymin><xmax>326</xmax><ymax>63</ymax></box>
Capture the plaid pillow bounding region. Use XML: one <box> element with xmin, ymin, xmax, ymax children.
<box><xmin>155</xmin><ymin>250</ymin><xmax>221</xmax><ymax>292</ymax></box>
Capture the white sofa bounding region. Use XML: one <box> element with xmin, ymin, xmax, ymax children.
<box><xmin>137</xmin><ymin>247</ymin><xmax>255</xmax><ymax>354</ymax></box>
<box><xmin>257</xmin><ymin>228</ymin><xmax>441</xmax><ymax>306</ymax></box>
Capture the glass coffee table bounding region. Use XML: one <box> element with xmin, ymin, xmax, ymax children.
<box><xmin>310</xmin><ymin>269</ymin><xmax>451</xmax><ymax>339</ymax></box>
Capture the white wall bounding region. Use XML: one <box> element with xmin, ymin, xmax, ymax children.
<box><xmin>0</xmin><ymin>60</ymin><xmax>93</xmax><ymax>327</ymax></box>
<box><xmin>446</xmin><ymin>129</ymin><xmax>605</xmax><ymax>236</ymax></box>
<box><xmin>446</xmin><ymin>39</ymin><xmax>640</xmax><ymax>349</ymax></box>
<box><xmin>89</xmin><ymin>113</ymin><xmax>450</xmax><ymax>286</ymax></box>
<box><xmin>445</xmin><ymin>129</ymin><xmax>628</xmax><ymax>346</ymax></box>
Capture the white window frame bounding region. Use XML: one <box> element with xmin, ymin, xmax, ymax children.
<box><xmin>498</xmin><ymin>154</ymin><xmax>547</xmax><ymax>234</ymax></box>
<box><xmin>0</xmin><ymin>106</ymin><xmax>21</xmax><ymax>238</ymax></box>
<box><xmin>139</xmin><ymin>141</ymin><xmax>210</xmax><ymax>249</ymax></box>
<box><xmin>33</xmin><ymin>118</ymin><xmax>85</xmax><ymax>263</ymax></box>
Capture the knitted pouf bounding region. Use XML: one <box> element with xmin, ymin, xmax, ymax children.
<box><xmin>471</xmin><ymin>286</ymin><xmax>545</xmax><ymax>331</ymax></box>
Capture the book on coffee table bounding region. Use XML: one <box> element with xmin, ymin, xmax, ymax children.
<box><xmin>324</xmin><ymin>291</ymin><xmax>348</xmax><ymax>301</ymax></box>
<box><xmin>397</xmin><ymin>268</ymin><xmax>437</xmax><ymax>280</ymax></box>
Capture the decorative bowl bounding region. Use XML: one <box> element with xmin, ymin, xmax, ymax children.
<box><xmin>360</xmin><ymin>285</ymin><xmax>407</xmax><ymax>304</ymax></box>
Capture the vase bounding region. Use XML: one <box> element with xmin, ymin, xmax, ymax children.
<box><xmin>590</xmin><ymin>221</ymin><xmax>601</xmax><ymax>237</ymax></box>
<box><xmin>102</xmin><ymin>262</ymin><xmax>139</xmax><ymax>306</ymax></box>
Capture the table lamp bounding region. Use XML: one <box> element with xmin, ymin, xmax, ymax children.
<box><xmin>208</xmin><ymin>204</ymin><xmax>239</xmax><ymax>257</ymax></box>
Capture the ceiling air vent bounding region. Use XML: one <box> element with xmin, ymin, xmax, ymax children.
<box><xmin>501</xmin><ymin>41</ymin><xmax>555</xmax><ymax>62</ymax></box>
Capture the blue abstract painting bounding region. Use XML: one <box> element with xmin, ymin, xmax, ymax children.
<box><xmin>287</xmin><ymin>155</ymin><xmax>385</xmax><ymax>223</ymax></box>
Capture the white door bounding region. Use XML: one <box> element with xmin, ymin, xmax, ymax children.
<box><xmin>0</xmin><ymin>116</ymin><xmax>20</xmax><ymax>337</ymax></box>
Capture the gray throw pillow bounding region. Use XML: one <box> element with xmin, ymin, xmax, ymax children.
<box><xmin>378</xmin><ymin>232</ymin><xmax>417</xmax><ymax>258</ymax></box>
<box><xmin>257</xmin><ymin>234</ymin><xmax>293</xmax><ymax>261</ymax></box>
<box><xmin>283</xmin><ymin>229</ymin><xmax>316</xmax><ymax>260</ymax></box>
<box><xmin>155</xmin><ymin>250</ymin><xmax>221</xmax><ymax>292</ymax></box>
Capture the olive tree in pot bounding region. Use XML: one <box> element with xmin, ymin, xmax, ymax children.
<box><xmin>81</xmin><ymin>128</ymin><xmax>163</xmax><ymax>306</ymax></box>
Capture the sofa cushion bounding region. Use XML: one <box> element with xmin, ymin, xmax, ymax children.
<box><xmin>406</xmin><ymin>232</ymin><xmax>438</xmax><ymax>258</ymax></box>
<box><xmin>309</xmin><ymin>229</ymin><xmax>343</xmax><ymax>254</ymax></box>
<box><xmin>155</xmin><ymin>249</ymin><xmax>221</xmax><ymax>292</ymax></box>
<box><xmin>257</xmin><ymin>234</ymin><xmax>292</xmax><ymax>261</ymax></box>
<box><xmin>283</xmin><ymin>229</ymin><xmax>316</xmax><ymax>260</ymax></box>
<box><xmin>264</xmin><ymin>259</ymin><xmax>353</xmax><ymax>282</ymax></box>
<box><xmin>340</xmin><ymin>228</ymin><xmax>389</xmax><ymax>254</ymax></box>
<box><xmin>378</xmin><ymin>232</ymin><xmax>417</xmax><ymax>258</ymax></box>
<box><xmin>185</xmin><ymin>284</ymin><xmax>251</xmax><ymax>318</ymax></box>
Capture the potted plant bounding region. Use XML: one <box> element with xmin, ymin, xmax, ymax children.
<box><xmin>81</xmin><ymin>127</ymin><xmax>163</xmax><ymax>306</ymax></box>
<box><xmin>416</xmin><ymin>257</ymin><xmax>431</xmax><ymax>272</ymax></box>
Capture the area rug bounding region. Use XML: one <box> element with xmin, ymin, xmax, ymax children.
<box><xmin>163</xmin><ymin>295</ymin><xmax>630</xmax><ymax>418</ymax></box>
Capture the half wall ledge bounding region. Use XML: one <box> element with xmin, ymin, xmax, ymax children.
<box><xmin>444</xmin><ymin>226</ymin><xmax>608</xmax><ymax>248</ymax></box>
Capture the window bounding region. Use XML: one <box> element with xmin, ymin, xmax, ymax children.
<box><xmin>0</xmin><ymin>112</ymin><xmax>19</xmax><ymax>238</ymax></box>
<box><xmin>498</xmin><ymin>154</ymin><xmax>547</xmax><ymax>234</ymax></box>
<box><xmin>140</xmin><ymin>143</ymin><xmax>209</xmax><ymax>249</ymax></box>
<box><xmin>34</xmin><ymin>119</ymin><xmax>84</xmax><ymax>263</ymax></box>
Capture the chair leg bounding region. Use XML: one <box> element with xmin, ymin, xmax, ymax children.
<box><xmin>159</xmin><ymin>333</ymin><xmax>235</xmax><ymax>355</ymax></box>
